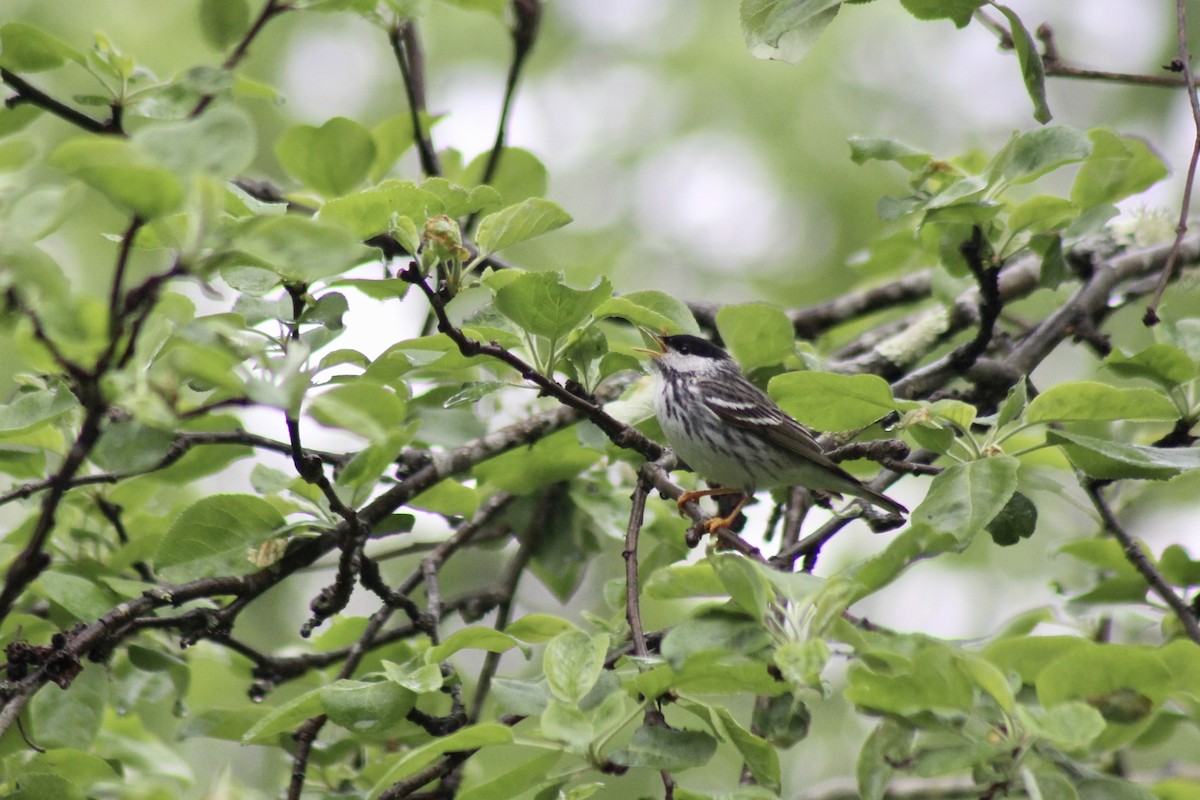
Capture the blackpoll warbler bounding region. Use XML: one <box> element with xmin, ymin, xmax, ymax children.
<box><xmin>644</xmin><ymin>333</ymin><xmax>907</xmax><ymax>531</ymax></box>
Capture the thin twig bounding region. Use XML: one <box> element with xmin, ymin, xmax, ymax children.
<box><xmin>1</xmin><ymin>68</ymin><xmax>122</xmax><ymax>134</ymax></box>
<box><xmin>400</xmin><ymin>264</ymin><xmax>663</xmax><ymax>461</ymax></box>
<box><xmin>469</xmin><ymin>490</ymin><xmax>544</xmax><ymax>721</ymax></box>
<box><xmin>466</xmin><ymin>0</ymin><xmax>542</xmax><ymax>233</ymax></box>
<box><xmin>389</xmin><ymin>21</ymin><xmax>441</xmax><ymax>177</ymax></box>
<box><xmin>192</xmin><ymin>0</ymin><xmax>292</xmax><ymax>116</ymax></box>
<box><xmin>1145</xmin><ymin>0</ymin><xmax>1200</xmax><ymax>324</ymax></box>
<box><xmin>624</xmin><ymin>474</ymin><xmax>653</xmax><ymax>659</ymax></box>
<box><xmin>1083</xmin><ymin>482</ymin><xmax>1200</xmax><ymax>644</ymax></box>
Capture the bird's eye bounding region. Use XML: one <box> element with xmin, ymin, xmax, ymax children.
<box><xmin>677</xmin><ymin>342</ymin><xmax>691</xmax><ymax>354</ymax></box>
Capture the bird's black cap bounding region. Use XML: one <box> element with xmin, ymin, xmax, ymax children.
<box><xmin>660</xmin><ymin>334</ymin><xmax>731</xmax><ymax>360</ymax></box>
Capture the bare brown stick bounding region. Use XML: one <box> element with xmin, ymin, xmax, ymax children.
<box><xmin>389</xmin><ymin>21</ymin><xmax>441</xmax><ymax>177</ymax></box>
<box><xmin>624</xmin><ymin>473</ymin><xmax>653</xmax><ymax>659</ymax></box>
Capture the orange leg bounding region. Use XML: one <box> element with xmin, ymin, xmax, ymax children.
<box><xmin>674</xmin><ymin>488</ymin><xmax>750</xmax><ymax>533</ymax></box>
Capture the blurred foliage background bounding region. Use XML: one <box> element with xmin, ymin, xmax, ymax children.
<box><xmin>3</xmin><ymin>1</ymin><xmax>1200</xmax><ymax>796</ymax></box>
<box><xmin>5</xmin><ymin>0</ymin><xmax>1188</xmax><ymax>303</ymax></box>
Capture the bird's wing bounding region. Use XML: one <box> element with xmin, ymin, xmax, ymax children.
<box><xmin>697</xmin><ymin>376</ymin><xmax>845</xmax><ymax>472</ymax></box>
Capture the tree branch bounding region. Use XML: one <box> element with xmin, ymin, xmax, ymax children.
<box><xmin>389</xmin><ymin>21</ymin><xmax>441</xmax><ymax>177</ymax></box>
<box><xmin>399</xmin><ymin>263</ymin><xmax>663</xmax><ymax>461</ymax></box>
<box><xmin>1</xmin><ymin>68</ymin><xmax>122</xmax><ymax>135</ymax></box>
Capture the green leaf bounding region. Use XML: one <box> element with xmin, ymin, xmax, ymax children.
<box><xmin>1016</xmin><ymin>703</ymin><xmax>1106</xmax><ymax>749</ymax></box>
<box><xmin>135</xmin><ymin>105</ymin><xmax>257</xmax><ymax>179</ymax></box>
<box><xmin>715</xmin><ymin>303</ymin><xmax>794</xmax><ymax>371</ymax></box>
<box><xmin>419</xmin><ymin>177</ymin><xmax>501</xmax><ymax>218</ymax></box>
<box><xmin>382</xmin><ymin>660</ymin><xmax>444</xmax><ymax>693</ymax></box>
<box><xmin>426</xmin><ymin>626</ymin><xmax>525</xmax><ymax>663</ymax></box>
<box><xmin>462</xmin><ymin>147</ymin><xmax>548</xmax><ymax>204</ymax></box>
<box><xmin>1047</xmin><ymin>429</ymin><xmax>1200</xmax><ymax>480</ymax></box>
<box><xmin>1026</xmin><ymin>381</ymin><xmax>1178</xmax><ymax>422</ymax></box>
<box><xmin>241</xmin><ymin>688</ymin><xmax>324</xmax><ymax>744</ymax></box>
<box><xmin>369</xmin><ymin>112</ymin><xmax>440</xmax><ymax>181</ymax></box>
<box><xmin>29</xmin><ymin>666</ymin><xmax>107</xmax><ymax>750</ymax></box>
<box><xmin>0</xmin><ymin>138</ymin><xmax>36</xmax><ymax>172</ymax></box>
<box><xmin>846</xmin><ymin>643</ymin><xmax>974</xmax><ymax>716</ymax></box>
<box><xmin>0</xmin><ymin>104</ymin><xmax>42</xmax><ymax>138</ymax></box>
<box><xmin>275</xmin><ymin>116</ymin><xmax>377</xmax><ymax>197</ymax></box>
<box><xmin>474</xmin><ymin>197</ymin><xmax>573</xmax><ymax>257</ymax></box>
<box><xmin>543</xmin><ymin>631</ymin><xmax>608</xmax><ymax>704</ymax></box>
<box><xmin>441</xmin><ymin>381</ymin><xmax>508</xmax><ymax>408</ymax></box>
<box><xmin>457</xmin><ymin>751</ymin><xmax>561</xmax><ymax>800</ymax></box>
<box><xmin>857</xmin><ymin>719</ymin><xmax>914</xmax><ymax>800</ymax></box>
<box><xmin>153</xmin><ymin>494</ymin><xmax>286</xmax><ymax>583</ymax></box>
<box><xmin>848</xmin><ymin>136</ymin><xmax>932</xmax><ymax>170</ymax></box>
<box><xmin>7</xmin><ymin>773</ymin><xmax>84</xmax><ymax>800</ymax></box>
<box><xmin>1036</xmin><ymin>643</ymin><xmax>1172</xmax><ymax>728</ymax></box>
<box><xmin>408</xmin><ymin>478</ymin><xmax>480</xmax><ymax>515</ymax></box>
<box><xmin>539</xmin><ymin>698</ymin><xmax>595</xmax><ymax>749</ymax></box>
<box><xmin>0</xmin><ymin>386</ymin><xmax>76</xmax><ymax>438</ymax></box>
<box><xmin>367</xmin><ymin>724</ymin><xmax>514</xmax><ymax>799</ymax></box>
<box><xmin>957</xmin><ymin>652</ymin><xmax>1015</xmax><ymax>712</ymax></box>
<box><xmin>89</xmin><ymin>418</ymin><xmax>176</xmax><ymax>472</ymax></box>
<box><xmin>1071</xmin><ymin>129</ymin><xmax>1168</xmax><ymax>210</ymax></box>
<box><xmin>660</xmin><ymin>608</ymin><xmax>773</xmax><ymax>670</ymax></box>
<box><xmin>644</xmin><ymin>561</ymin><xmax>728</xmax><ymax>600</ymax></box>
<box><xmin>753</xmin><ymin>692</ymin><xmax>811</xmax><ymax>748</ymax></box>
<box><xmin>316</xmin><ymin>180</ymin><xmax>441</xmax><ymax>239</ymax></box>
<box><xmin>198</xmin><ymin>0</ymin><xmax>250</xmax><ymax>50</ymax></box>
<box><xmin>995</xmin><ymin>377</ymin><xmax>1027</xmax><ymax>428</ymax></box>
<box><xmin>491</xmin><ymin>677</ymin><xmax>549</xmax><ymax>716</ymax></box>
<box><xmin>19</xmin><ymin>750</ymin><xmax>120</xmax><ymax>788</ymax></box>
<box><xmin>991</xmin><ymin>3</ymin><xmax>1050</xmax><ymax>123</ymax></box>
<box><xmin>8</xmin><ymin>184</ymin><xmax>84</xmax><ymax>243</ymax></box>
<box><xmin>234</xmin><ymin>215</ymin><xmax>373</xmax><ymax>282</ymax></box>
<box><xmin>505</xmin><ymin>614</ymin><xmax>578</xmax><ymax>643</ymax></box>
<box><xmin>438</xmin><ymin>0</ymin><xmax>506</xmax><ymax>16</ymax></box>
<box><xmin>910</xmin><ymin>456</ymin><xmax>1019</xmax><ymax>545</ymax></box>
<box><xmin>740</xmin><ymin>0</ymin><xmax>842</xmax><ymax>63</ymax></box>
<box><xmin>492</xmin><ymin>271</ymin><xmax>612</xmax><ymax>341</ymax></box>
<box><xmin>320</xmin><ymin>679</ymin><xmax>416</xmax><ymax>734</ymax></box>
<box><xmin>1000</xmin><ymin>126</ymin><xmax>1091</xmax><ymax>184</ymax></box>
<box><xmin>1159</xmin><ymin>545</ymin><xmax>1200</xmax><ymax>587</ymax></box>
<box><xmin>610</xmin><ymin>725</ymin><xmax>718</xmax><ymax>770</ymax></box>
<box><xmin>899</xmin><ymin>0</ymin><xmax>983</xmax><ymax>27</ymax></box>
<box><xmin>983</xmin><ymin>635</ymin><xmax>1091</xmax><ymax>684</ymax></box>
<box><xmin>0</xmin><ymin>23</ymin><xmax>85</xmax><ymax>71</ymax></box>
<box><xmin>33</xmin><ymin>571</ymin><xmax>117</xmax><ymax>622</ymax></box>
<box><xmin>1104</xmin><ymin>344</ymin><xmax>1197</xmax><ymax>389</ymax></box>
<box><xmin>309</xmin><ymin>381</ymin><xmax>407</xmax><ymax>443</ymax></box>
<box><xmin>49</xmin><ymin>138</ymin><xmax>183</xmax><ymax>219</ymax></box>
<box><xmin>595</xmin><ymin>290</ymin><xmax>701</xmax><ymax>336</ymax></box>
<box><xmin>1008</xmin><ymin>195</ymin><xmax>1078</xmax><ymax>235</ymax></box>
<box><xmin>774</xmin><ymin>639</ymin><xmax>830</xmax><ymax>689</ymax></box>
<box><xmin>985</xmin><ymin>490</ymin><xmax>1037</xmax><ymax>546</ymax></box>
<box><xmin>474</xmin><ymin>427</ymin><xmax>601</xmax><ymax>494</ymax></box>
<box><xmin>769</xmin><ymin>371</ymin><xmax>899</xmax><ymax>431</ymax></box>
<box><xmin>634</xmin><ymin>655</ymin><xmax>786</xmax><ymax>699</ymax></box>
<box><xmin>711</xmin><ymin>554</ymin><xmax>771</xmax><ymax>618</ymax></box>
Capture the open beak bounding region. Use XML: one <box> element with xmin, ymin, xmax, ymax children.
<box><xmin>633</xmin><ymin>330</ymin><xmax>665</xmax><ymax>359</ymax></box>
